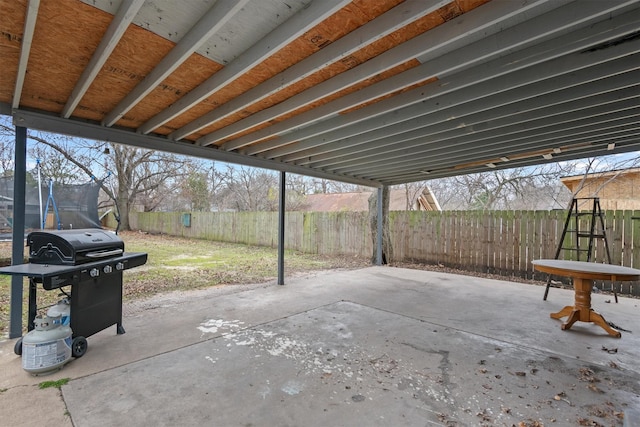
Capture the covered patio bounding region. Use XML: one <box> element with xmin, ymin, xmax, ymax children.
<box><xmin>3</xmin><ymin>0</ymin><xmax>640</xmax><ymax>336</ymax></box>
<box><xmin>2</xmin><ymin>1</ymin><xmax>640</xmax><ymax>425</ymax></box>
<box><xmin>2</xmin><ymin>266</ymin><xmax>639</xmax><ymax>426</ymax></box>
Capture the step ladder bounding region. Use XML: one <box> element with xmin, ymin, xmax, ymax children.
<box><xmin>543</xmin><ymin>197</ymin><xmax>618</xmax><ymax>302</ymax></box>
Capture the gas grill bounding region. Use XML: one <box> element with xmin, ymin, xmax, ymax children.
<box><xmin>0</xmin><ymin>229</ymin><xmax>147</xmax><ymax>357</ymax></box>
<box><xmin>28</xmin><ymin>228</ymin><xmax>125</xmax><ymax>266</ymax></box>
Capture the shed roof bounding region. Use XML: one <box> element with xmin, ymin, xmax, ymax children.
<box><xmin>2</xmin><ymin>0</ymin><xmax>639</xmax><ymax>186</ymax></box>
<box><xmin>561</xmin><ymin>167</ymin><xmax>640</xmax><ymax>184</ymax></box>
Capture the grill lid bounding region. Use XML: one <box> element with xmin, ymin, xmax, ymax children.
<box><xmin>28</xmin><ymin>229</ymin><xmax>125</xmax><ymax>265</ymax></box>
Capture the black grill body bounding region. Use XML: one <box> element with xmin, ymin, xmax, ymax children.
<box><xmin>0</xmin><ymin>229</ymin><xmax>147</xmax><ymax>345</ymax></box>
<box><xmin>28</xmin><ymin>229</ymin><xmax>125</xmax><ymax>266</ymax></box>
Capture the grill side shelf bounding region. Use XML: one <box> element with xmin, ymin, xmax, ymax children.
<box><xmin>0</xmin><ymin>252</ymin><xmax>148</xmax><ymax>290</ymax></box>
<box><xmin>2</xmin><ymin>251</ymin><xmax>147</xmax><ymax>341</ymax></box>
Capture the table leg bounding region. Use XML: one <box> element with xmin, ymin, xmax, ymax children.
<box><xmin>561</xmin><ymin>309</ymin><xmax>581</xmax><ymax>330</ymax></box>
<box><xmin>550</xmin><ymin>305</ymin><xmax>574</xmax><ymax>319</ymax></box>
<box><xmin>590</xmin><ymin>311</ymin><xmax>621</xmax><ymax>338</ymax></box>
<box><xmin>551</xmin><ymin>277</ymin><xmax>621</xmax><ymax>338</ymax></box>
<box><xmin>573</xmin><ymin>278</ymin><xmax>593</xmax><ymax>321</ymax></box>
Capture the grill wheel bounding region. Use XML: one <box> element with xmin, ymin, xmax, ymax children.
<box><xmin>72</xmin><ymin>336</ymin><xmax>88</xmax><ymax>358</ymax></box>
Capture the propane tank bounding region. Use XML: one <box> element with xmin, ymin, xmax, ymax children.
<box><xmin>22</xmin><ymin>314</ymin><xmax>72</xmax><ymax>375</ymax></box>
<box><xmin>46</xmin><ymin>297</ymin><xmax>71</xmax><ymax>326</ymax></box>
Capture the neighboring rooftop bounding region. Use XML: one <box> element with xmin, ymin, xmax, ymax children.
<box><xmin>561</xmin><ymin>167</ymin><xmax>640</xmax><ymax>210</ymax></box>
<box><xmin>301</xmin><ymin>188</ymin><xmax>440</xmax><ymax>212</ymax></box>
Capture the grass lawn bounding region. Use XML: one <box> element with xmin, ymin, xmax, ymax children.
<box><xmin>0</xmin><ymin>231</ymin><xmax>369</xmax><ymax>337</ymax></box>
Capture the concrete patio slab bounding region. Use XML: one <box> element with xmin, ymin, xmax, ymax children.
<box><xmin>1</xmin><ymin>266</ymin><xmax>639</xmax><ymax>426</ymax></box>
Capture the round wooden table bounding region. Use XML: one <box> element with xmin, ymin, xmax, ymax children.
<box><xmin>532</xmin><ymin>259</ymin><xmax>640</xmax><ymax>338</ymax></box>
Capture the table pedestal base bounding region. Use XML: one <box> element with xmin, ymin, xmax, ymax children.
<box><xmin>550</xmin><ymin>306</ymin><xmax>621</xmax><ymax>338</ymax></box>
<box><xmin>550</xmin><ymin>277</ymin><xmax>621</xmax><ymax>338</ymax></box>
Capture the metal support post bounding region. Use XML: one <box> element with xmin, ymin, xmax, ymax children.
<box><xmin>376</xmin><ymin>186</ymin><xmax>383</xmax><ymax>266</ymax></box>
<box><xmin>278</xmin><ymin>171</ymin><xmax>285</xmax><ymax>285</ymax></box>
<box><xmin>9</xmin><ymin>126</ymin><xmax>27</xmax><ymax>338</ymax></box>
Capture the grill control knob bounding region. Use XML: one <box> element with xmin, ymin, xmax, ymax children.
<box><xmin>103</xmin><ymin>265</ymin><xmax>113</xmax><ymax>274</ymax></box>
<box><xmin>115</xmin><ymin>262</ymin><xmax>125</xmax><ymax>271</ymax></box>
<box><xmin>90</xmin><ymin>268</ymin><xmax>100</xmax><ymax>278</ymax></box>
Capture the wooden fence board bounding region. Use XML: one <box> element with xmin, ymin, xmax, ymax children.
<box><xmin>455</xmin><ymin>211</ymin><xmax>462</xmax><ymax>267</ymax></box>
<box><xmin>631</xmin><ymin>210</ymin><xmax>640</xmax><ymax>295</ymax></box>
<box><xmin>511</xmin><ymin>211</ymin><xmax>520</xmax><ymax>275</ymax></box>
<box><xmin>425</xmin><ymin>212</ymin><xmax>435</xmax><ymax>263</ymax></box>
<box><xmin>482</xmin><ymin>212</ymin><xmax>490</xmax><ymax>273</ymax></box>
<box><xmin>500</xmin><ymin>212</ymin><xmax>507</xmax><ymax>273</ymax></box>
<box><xmin>611</xmin><ymin>210</ymin><xmax>624</xmax><ymax>265</ymax></box>
<box><xmin>440</xmin><ymin>211</ymin><xmax>447</xmax><ymax>265</ymax></box>
<box><xmin>497</xmin><ymin>213</ymin><xmax>505</xmax><ymax>274</ymax></box>
<box><xmin>491</xmin><ymin>211</ymin><xmax>499</xmax><ymax>274</ymax></box>
<box><xmin>504</xmin><ymin>211</ymin><xmax>513</xmax><ymax>276</ymax></box>
<box><xmin>622</xmin><ymin>210</ymin><xmax>633</xmax><ymax>267</ymax></box>
<box><xmin>508</xmin><ymin>212</ymin><xmax>516</xmax><ymax>275</ymax></box>
<box><xmin>542</xmin><ymin>211</ymin><xmax>552</xmax><ymax>260</ymax></box>
<box><xmin>448</xmin><ymin>211</ymin><xmax>456</xmax><ymax>267</ymax></box>
<box><xmin>560</xmin><ymin>211</ymin><xmax>575</xmax><ymax>261</ymax></box>
<box><xmin>527</xmin><ymin>210</ymin><xmax>537</xmax><ymax>275</ymax></box>
<box><xmin>517</xmin><ymin>210</ymin><xmax>527</xmax><ymax>276</ymax></box>
<box><xmin>472</xmin><ymin>210</ymin><xmax>481</xmax><ymax>271</ymax></box>
<box><xmin>470</xmin><ymin>211</ymin><xmax>476</xmax><ymax>269</ymax></box>
<box><xmin>632</xmin><ymin>210</ymin><xmax>640</xmax><ymax>269</ymax></box>
<box><xmin>619</xmin><ymin>215</ymin><xmax>631</xmax><ymax>292</ymax></box>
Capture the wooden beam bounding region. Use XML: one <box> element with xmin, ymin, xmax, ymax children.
<box><xmin>211</xmin><ymin>0</ymin><xmax>557</xmax><ymax>150</ymax></box>
<box><xmin>173</xmin><ymin>0</ymin><xmax>449</xmax><ymax>141</ymax></box>
<box><xmin>12</xmin><ymin>0</ymin><xmax>39</xmax><ymax>109</ymax></box>
<box><xmin>248</xmin><ymin>3</ymin><xmax>640</xmax><ymax>159</ymax></box>
<box><xmin>140</xmin><ymin>0</ymin><xmax>351</xmax><ymax>136</ymax></box>
<box><xmin>103</xmin><ymin>0</ymin><xmax>250</xmax><ymax>127</ymax></box>
<box><xmin>62</xmin><ymin>0</ymin><xmax>145</xmax><ymax>118</ymax></box>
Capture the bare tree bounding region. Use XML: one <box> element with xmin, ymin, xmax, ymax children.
<box><xmin>180</xmin><ymin>165</ymin><xmax>211</xmax><ymax>211</ymax></box>
<box><xmin>310</xmin><ymin>177</ymin><xmax>361</xmax><ymax>194</ymax></box>
<box><xmin>429</xmin><ymin>163</ymin><xmax>577</xmax><ymax>210</ymax></box>
<box><xmin>110</xmin><ymin>144</ymin><xmax>190</xmax><ymax>229</ymax></box>
<box><xmin>284</xmin><ymin>174</ymin><xmax>312</xmax><ymax>211</ymax></box>
<box><xmin>212</xmin><ymin>167</ymin><xmax>318</xmax><ymax>212</ymax></box>
<box><xmin>216</xmin><ymin>166</ymin><xmax>278</xmax><ymax>211</ymax></box>
<box><xmin>392</xmin><ymin>182</ymin><xmax>424</xmax><ymax>210</ymax></box>
<box><xmin>368</xmin><ymin>187</ymin><xmax>392</xmax><ymax>264</ymax></box>
<box><xmin>563</xmin><ymin>156</ymin><xmax>640</xmax><ymax>205</ymax></box>
<box><xmin>0</xmin><ymin>119</ymin><xmax>193</xmax><ymax>230</ymax></box>
<box><xmin>0</xmin><ymin>119</ymin><xmax>16</xmax><ymax>175</ymax></box>
<box><xmin>30</xmin><ymin>143</ymin><xmax>91</xmax><ymax>186</ymax></box>
<box><xmin>207</xmin><ymin>161</ymin><xmax>227</xmax><ymax>211</ymax></box>
<box><xmin>7</xmin><ymin>126</ymin><xmax>117</xmax><ymax>208</ymax></box>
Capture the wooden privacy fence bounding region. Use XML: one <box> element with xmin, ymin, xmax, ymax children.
<box><xmin>116</xmin><ymin>209</ymin><xmax>640</xmax><ymax>296</ymax></box>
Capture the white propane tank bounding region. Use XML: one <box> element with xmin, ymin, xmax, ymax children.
<box><xmin>22</xmin><ymin>314</ymin><xmax>72</xmax><ymax>375</ymax></box>
<box><xmin>46</xmin><ymin>297</ymin><xmax>71</xmax><ymax>326</ymax></box>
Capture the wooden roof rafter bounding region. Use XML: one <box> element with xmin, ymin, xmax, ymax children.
<box><xmin>62</xmin><ymin>0</ymin><xmax>145</xmax><ymax>118</ymax></box>
<box><xmin>12</xmin><ymin>0</ymin><xmax>40</xmax><ymax>109</ymax></box>
<box><xmin>102</xmin><ymin>0</ymin><xmax>250</xmax><ymax>127</ymax></box>
<box><xmin>207</xmin><ymin>0</ymin><xmax>553</xmax><ymax>150</ymax></box>
<box><xmin>172</xmin><ymin>0</ymin><xmax>452</xmax><ymax>143</ymax></box>
<box><xmin>138</xmin><ymin>0</ymin><xmax>352</xmax><ymax>136</ymax></box>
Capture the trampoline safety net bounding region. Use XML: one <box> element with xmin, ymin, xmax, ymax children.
<box><xmin>0</xmin><ymin>177</ymin><xmax>102</xmax><ymax>231</ymax></box>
